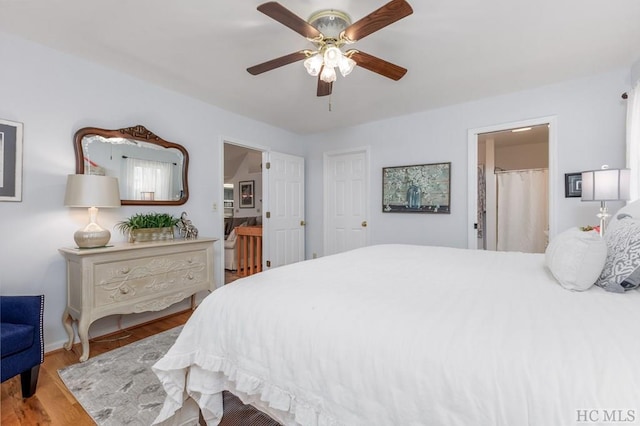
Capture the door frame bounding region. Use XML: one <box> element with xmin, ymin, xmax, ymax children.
<box><xmin>219</xmin><ymin>136</ymin><xmax>269</xmax><ymax>288</ymax></box>
<box><xmin>323</xmin><ymin>146</ymin><xmax>371</xmax><ymax>256</ymax></box>
<box><xmin>466</xmin><ymin>116</ymin><xmax>558</xmax><ymax>249</ymax></box>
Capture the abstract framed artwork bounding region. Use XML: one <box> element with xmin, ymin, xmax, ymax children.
<box><xmin>239</xmin><ymin>180</ymin><xmax>255</xmax><ymax>208</ymax></box>
<box><xmin>382</xmin><ymin>162</ymin><xmax>451</xmax><ymax>213</ymax></box>
<box><xmin>0</xmin><ymin>119</ymin><xmax>23</xmax><ymax>202</ymax></box>
<box><xmin>565</xmin><ymin>172</ymin><xmax>582</xmax><ymax>198</ymax></box>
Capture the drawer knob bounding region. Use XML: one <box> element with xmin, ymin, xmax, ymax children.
<box><xmin>187</xmin><ymin>272</ymin><xmax>194</xmax><ymax>280</ymax></box>
<box><xmin>187</xmin><ymin>258</ymin><xmax>193</xmax><ymax>264</ymax></box>
<box><xmin>120</xmin><ymin>266</ymin><xmax>130</xmax><ymax>274</ymax></box>
<box><xmin>120</xmin><ymin>287</ymin><xmax>129</xmax><ymax>294</ymax></box>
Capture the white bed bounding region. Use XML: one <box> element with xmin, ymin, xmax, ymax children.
<box><xmin>153</xmin><ymin>240</ymin><xmax>640</xmax><ymax>425</ymax></box>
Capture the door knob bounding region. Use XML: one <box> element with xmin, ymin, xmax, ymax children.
<box><xmin>300</xmin><ymin>220</ymin><xmax>306</xmax><ymax>226</ymax></box>
<box><xmin>361</xmin><ymin>221</ymin><xmax>367</xmax><ymax>227</ymax></box>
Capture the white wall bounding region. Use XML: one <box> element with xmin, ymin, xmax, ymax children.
<box><xmin>304</xmin><ymin>68</ymin><xmax>631</xmax><ymax>257</ymax></box>
<box><xmin>495</xmin><ymin>142</ymin><xmax>548</xmax><ymax>170</ymax></box>
<box><xmin>479</xmin><ymin>129</ymin><xmax>549</xmax><ymax>170</ymax></box>
<box><xmin>0</xmin><ymin>33</ymin><xmax>303</xmax><ymax>353</ymax></box>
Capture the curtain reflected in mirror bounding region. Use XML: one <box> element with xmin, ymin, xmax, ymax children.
<box><xmin>122</xmin><ymin>157</ymin><xmax>175</xmax><ymax>201</ymax></box>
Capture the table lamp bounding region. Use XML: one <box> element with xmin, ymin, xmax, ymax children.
<box><xmin>64</xmin><ymin>174</ymin><xmax>121</xmax><ymax>248</ymax></box>
<box><xmin>581</xmin><ymin>165</ymin><xmax>630</xmax><ymax>236</ymax></box>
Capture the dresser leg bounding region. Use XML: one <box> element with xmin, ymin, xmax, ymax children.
<box><xmin>62</xmin><ymin>308</ymin><xmax>75</xmax><ymax>351</ymax></box>
<box><xmin>77</xmin><ymin>316</ymin><xmax>91</xmax><ymax>362</ymax></box>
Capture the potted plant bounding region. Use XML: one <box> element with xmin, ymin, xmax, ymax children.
<box><xmin>116</xmin><ymin>212</ymin><xmax>180</xmax><ymax>243</ymax></box>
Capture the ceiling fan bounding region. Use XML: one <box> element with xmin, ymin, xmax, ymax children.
<box><xmin>247</xmin><ymin>0</ymin><xmax>413</xmax><ymax>97</ymax></box>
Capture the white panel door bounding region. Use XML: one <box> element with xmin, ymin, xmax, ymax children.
<box><xmin>324</xmin><ymin>148</ymin><xmax>369</xmax><ymax>256</ymax></box>
<box><xmin>264</xmin><ymin>151</ymin><xmax>305</xmax><ymax>269</ymax></box>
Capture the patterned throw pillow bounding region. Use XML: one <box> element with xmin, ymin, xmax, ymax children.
<box><xmin>596</xmin><ymin>217</ymin><xmax>640</xmax><ymax>293</ymax></box>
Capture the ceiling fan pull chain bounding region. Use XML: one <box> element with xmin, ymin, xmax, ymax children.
<box><xmin>328</xmin><ymin>94</ymin><xmax>332</xmax><ymax>112</ymax></box>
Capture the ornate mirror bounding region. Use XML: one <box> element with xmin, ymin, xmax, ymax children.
<box><xmin>74</xmin><ymin>125</ymin><xmax>189</xmax><ymax>205</ymax></box>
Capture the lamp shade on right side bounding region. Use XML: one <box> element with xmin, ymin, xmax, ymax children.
<box><xmin>581</xmin><ymin>168</ymin><xmax>630</xmax><ymax>202</ymax></box>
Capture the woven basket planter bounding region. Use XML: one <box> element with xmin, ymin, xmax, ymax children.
<box><xmin>128</xmin><ymin>227</ymin><xmax>175</xmax><ymax>243</ymax></box>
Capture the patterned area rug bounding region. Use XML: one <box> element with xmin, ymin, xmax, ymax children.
<box><xmin>58</xmin><ymin>326</ymin><xmax>183</xmax><ymax>426</ymax></box>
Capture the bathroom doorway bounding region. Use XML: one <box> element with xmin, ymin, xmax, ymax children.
<box><xmin>467</xmin><ymin>117</ymin><xmax>557</xmax><ymax>252</ymax></box>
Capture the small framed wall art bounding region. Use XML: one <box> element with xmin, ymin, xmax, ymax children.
<box><xmin>0</xmin><ymin>118</ymin><xmax>23</xmax><ymax>202</ymax></box>
<box><xmin>382</xmin><ymin>162</ymin><xmax>451</xmax><ymax>213</ymax></box>
<box><xmin>239</xmin><ymin>180</ymin><xmax>255</xmax><ymax>208</ymax></box>
<box><xmin>565</xmin><ymin>172</ymin><xmax>582</xmax><ymax>198</ymax></box>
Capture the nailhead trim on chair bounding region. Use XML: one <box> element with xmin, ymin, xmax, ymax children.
<box><xmin>38</xmin><ymin>295</ymin><xmax>44</xmax><ymax>363</ymax></box>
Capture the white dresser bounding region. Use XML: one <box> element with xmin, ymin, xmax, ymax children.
<box><xmin>59</xmin><ymin>237</ymin><xmax>217</xmax><ymax>361</ymax></box>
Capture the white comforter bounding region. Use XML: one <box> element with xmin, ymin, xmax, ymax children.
<box><xmin>153</xmin><ymin>244</ymin><xmax>640</xmax><ymax>426</ymax></box>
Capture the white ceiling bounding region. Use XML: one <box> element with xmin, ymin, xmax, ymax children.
<box><xmin>1</xmin><ymin>0</ymin><xmax>639</xmax><ymax>134</ymax></box>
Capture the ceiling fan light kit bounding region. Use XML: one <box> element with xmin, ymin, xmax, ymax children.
<box><xmin>307</xmin><ymin>9</ymin><xmax>351</xmax><ymax>39</ymax></box>
<box><xmin>247</xmin><ymin>0</ymin><xmax>413</xmax><ymax>96</ymax></box>
<box><xmin>303</xmin><ymin>45</ymin><xmax>357</xmax><ymax>82</ymax></box>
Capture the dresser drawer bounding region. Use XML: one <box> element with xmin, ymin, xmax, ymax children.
<box><xmin>93</xmin><ymin>250</ymin><xmax>210</xmax><ymax>307</ymax></box>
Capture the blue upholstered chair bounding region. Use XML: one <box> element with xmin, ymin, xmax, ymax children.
<box><xmin>1</xmin><ymin>295</ymin><xmax>45</xmax><ymax>398</ymax></box>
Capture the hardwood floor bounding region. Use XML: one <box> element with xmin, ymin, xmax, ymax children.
<box><xmin>1</xmin><ymin>310</ymin><xmax>193</xmax><ymax>426</ymax></box>
<box><xmin>225</xmin><ymin>268</ymin><xmax>240</xmax><ymax>284</ymax></box>
<box><xmin>2</xmin><ymin>273</ymin><xmax>242</xmax><ymax>425</ymax></box>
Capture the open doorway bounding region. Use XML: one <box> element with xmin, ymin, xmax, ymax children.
<box><xmin>477</xmin><ymin>125</ymin><xmax>549</xmax><ymax>253</ymax></box>
<box><xmin>223</xmin><ymin>143</ymin><xmax>263</xmax><ymax>283</ymax></box>
<box><xmin>467</xmin><ymin>116</ymin><xmax>557</xmax><ymax>252</ymax></box>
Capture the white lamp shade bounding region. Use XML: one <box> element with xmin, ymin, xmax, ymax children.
<box><xmin>323</xmin><ymin>46</ymin><xmax>342</xmax><ymax>69</ymax></box>
<box><xmin>581</xmin><ymin>168</ymin><xmax>630</xmax><ymax>201</ymax></box>
<box><xmin>303</xmin><ymin>54</ymin><xmax>323</xmax><ymax>77</ymax></box>
<box><xmin>64</xmin><ymin>174</ymin><xmax>121</xmax><ymax>207</ymax></box>
<box><xmin>338</xmin><ymin>55</ymin><xmax>356</xmax><ymax>77</ymax></box>
<box><xmin>320</xmin><ymin>66</ymin><xmax>337</xmax><ymax>83</ymax></box>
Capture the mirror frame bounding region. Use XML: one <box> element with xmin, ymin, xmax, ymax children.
<box><xmin>74</xmin><ymin>125</ymin><xmax>189</xmax><ymax>206</ymax></box>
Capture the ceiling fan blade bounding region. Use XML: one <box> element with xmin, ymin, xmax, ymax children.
<box><xmin>257</xmin><ymin>2</ymin><xmax>322</xmax><ymax>39</ymax></box>
<box><xmin>247</xmin><ymin>51</ymin><xmax>307</xmax><ymax>75</ymax></box>
<box><xmin>317</xmin><ymin>74</ymin><xmax>333</xmax><ymax>97</ymax></box>
<box><xmin>349</xmin><ymin>50</ymin><xmax>407</xmax><ymax>80</ymax></box>
<box><xmin>342</xmin><ymin>0</ymin><xmax>413</xmax><ymax>43</ymax></box>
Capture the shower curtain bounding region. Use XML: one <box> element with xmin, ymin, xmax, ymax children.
<box><xmin>496</xmin><ymin>169</ymin><xmax>548</xmax><ymax>253</ymax></box>
<box><xmin>477</xmin><ymin>165</ymin><xmax>486</xmax><ymax>241</ymax></box>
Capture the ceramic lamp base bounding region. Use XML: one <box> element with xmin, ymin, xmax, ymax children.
<box><xmin>74</xmin><ymin>223</ymin><xmax>111</xmax><ymax>248</ymax></box>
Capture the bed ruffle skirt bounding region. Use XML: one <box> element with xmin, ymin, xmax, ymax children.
<box><xmin>153</xmin><ymin>351</ymin><xmax>340</xmax><ymax>426</ymax></box>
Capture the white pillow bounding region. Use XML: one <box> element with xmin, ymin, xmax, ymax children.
<box><xmin>545</xmin><ymin>227</ymin><xmax>607</xmax><ymax>291</ymax></box>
